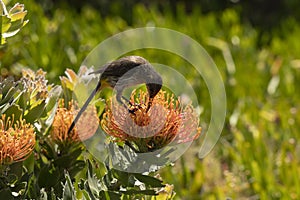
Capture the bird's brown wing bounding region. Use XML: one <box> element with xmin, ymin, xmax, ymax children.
<box><xmin>90</xmin><ymin>56</ymin><xmax>148</xmax><ymax>78</ymax></box>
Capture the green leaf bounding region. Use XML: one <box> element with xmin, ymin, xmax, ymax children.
<box><xmin>83</xmin><ymin>181</ymin><xmax>98</xmax><ymax>200</ymax></box>
<box><xmin>6</xmin><ymin>19</ymin><xmax>24</xmax><ymax>34</ymax></box>
<box><xmin>2</xmin><ymin>26</ymin><xmax>19</xmax><ymax>38</ymax></box>
<box><xmin>39</xmin><ymin>139</ymin><xmax>55</xmax><ymax>160</ymax></box>
<box><xmin>0</xmin><ymin>188</ymin><xmax>14</xmax><ymax>200</ymax></box>
<box><xmin>3</xmin><ymin>104</ymin><xmax>22</xmax><ymax>120</ymax></box>
<box><xmin>18</xmin><ymin>172</ymin><xmax>33</xmax><ymax>198</ymax></box>
<box><xmin>0</xmin><ymin>2</ymin><xmax>27</xmax><ymax>44</ymax></box>
<box><xmin>62</xmin><ymin>172</ymin><xmax>77</xmax><ymax>200</ymax></box>
<box><xmin>53</xmin><ymin>146</ymin><xmax>83</xmax><ymax>167</ymax></box>
<box><xmin>24</xmin><ymin>101</ymin><xmax>46</xmax><ymax>123</ymax></box>
<box><xmin>10</xmin><ymin>182</ymin><xmax>26</xmax><ymax>196</ymax></box>
<box><xmin>0</xmin><ymin>87</ymin><xmax>14</xmax><ymax>104</ymax></box>
<box><xmin>49</xmin><ymin>188</ymin><xmax>57</xmax><ymax>200</ymax></box>
<box><xmin>6</xmin><ymin>174</ymin><xmax>18</xmax><ymax>185</ymax></box>
<box><xmin>134</xmin><ymin>173</ymin><xmax>165</xmax><ymax>188</ymax></box>
<box><xmin>1</xmin><ymin>16</ymin><xmax>11</xmax><ymax>33</ymax></box>
<box><xmin>0</xmin><ymin>83</ymin><xmax>18</xmax><ymax>105</ymax></box>
<box><xmin>38</xmin><ymin>164</ymin><xmax>60</xmax><ymax>188</ymax></box>
<box><xmin>10</xmin><ymin>11</ymin><xmax>27</xmax><ymax>22</ymax></box>
<box><xmin>81</xmin><ymin>190</ymin><xmax>92</xmax><ymax>200</ymax></box>
<box><xmin>20</xmin><ymin>171</ymin><xmax>33</xmax><ymax>183</ymax></box>
<box><xmin>8</xmin><ymin>3</ymin><xmax>25</xmax><ymax>15</ymax></box>
<box><xmin>8</xmin><ymin>159</ymin><xmax>23</xmax><ymax>178</ymax></box>
<box><xmin>85</xmin><ymin>160</ymin><xmax>101</xmax><ymax>198</ymax></box>
<box><xmin>9</xmin><ymin>10</ymin><xmax>27</xmax><ymax>22</ymax></box>
<box><xmin>1</xmin><ymin>36</ymin><xmax>5</xmax><ymax>45</ymax></box>
<box><xmin>122</xmin><ymin>189</ymin><xmax>157</xmax><ymax>195</ymax></box>
<box><xmin>45</xmin><ymin>86</ymin><xmax>61</xmax><ymax>113</ymax></box>
<box><xmin>39</xmin><ymin>188</ymin><xmax>48</xmax><ymax>200</ymax></box>
<box><xmin>17</xmin><ymin>91</ymin><xmax>29</xmax><ymax>110</ymax></box>
<box><xmin>68</xmin><ymin>160</ymin><xmax>86</xmax><ymax>178</ymax></box>
<box><xmin>99</xmin><ymin>191</ymin><xmax>121</xmax><ymax>200</ymax></box>
<box><xmin>109</xmin><ymin>169</ymin><xmax>133</xmax><ymax>187</ymax></box>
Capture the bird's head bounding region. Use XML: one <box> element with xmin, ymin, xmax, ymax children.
<box><xmin>146</xmin><ymin>80</ymin><xmax>162</xmax><ymax>99</ymax></box>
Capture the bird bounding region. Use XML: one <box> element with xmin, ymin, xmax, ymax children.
<box><xmin>67</xmin><ymin>55</ymin><xmax>163</xmax><ymax>134</ymax></box>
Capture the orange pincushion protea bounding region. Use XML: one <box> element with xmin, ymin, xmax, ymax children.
<box><xmin>101</xmin><ymin>90</ymin><xmax>201</xmax><ymax>153</ymax></box>
<box><xmin>51</xmin><ymin>99</ymin><xmax>99</xmax><ymax>145</ymax></box>
<box><xmin>0</xmin><ymin>115</ymin><xmax>35</xmax><ymax>165</ymax></box>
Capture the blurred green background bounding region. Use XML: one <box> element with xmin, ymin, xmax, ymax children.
<box><xmin>1</xmin><ymin>0</ymin><xmax>300</xmax><ymax>199</ymax></box>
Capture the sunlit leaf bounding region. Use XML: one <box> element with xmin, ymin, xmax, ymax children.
<box><xmin>1</xmin><ymin>16</ymin><xmax>11</xmax><ymax>32</ymax></box>
<box><xmin>9</xmin><ymin>10</ymin><xmax>27</xmax><ymax>22</ymax></box>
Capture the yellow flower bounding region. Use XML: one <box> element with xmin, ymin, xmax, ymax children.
<box><xmin>50</xmin><ymin>99</ymin><xmax>98</xmax><ymax>145</ymax></box>
<box><xmin>0</xmin><ymin>115</ymin><xmax>35</xmax><ymax>165</ymax></box>
<box><xmin>101</xmin><ymin>90</ymin><xmax>201</xmax><ymax>153</ymax></box>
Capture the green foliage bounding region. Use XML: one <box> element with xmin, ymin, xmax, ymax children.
<box><xmin>0</xmin><ymin>69</ymin><xmax>59</xmax><ymax>124</ymax></box>
<box><xmin>46</xmin><ymin>160</ymin><xmax>172</xmax><ymax>200</ymax></box>
<box><xmin>77</xmin><ymin>160</ymin><xmax>167</xmax><ymax>199</ymax></box>
<box><xmin>0</xmin><ymin>163</ymin><xmax>32</xmax><ymax>199</ymax></box>
<box><xmin>62</xmin><ymin>172</ymin><xmax>77</xmax><ymax>200</ymax></box>
<box><xmin>0</xmin><ymin>0</ymin><xmax>28</xmax><ymax>45</ymax></box>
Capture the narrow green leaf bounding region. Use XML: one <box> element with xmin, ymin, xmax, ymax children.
<box><xmin>86</xmin><ymin>160</ymin><xmax>101</xmax><ymax>197</ymax></box>
<box><xmin>134</xmin><ymin>173</ymin><xmax>165</xmax><ymax>188</ymax></box>
<box><xmin>110</xmin><ymin>169</ymin><xmax>132</xmax><ymax>187</ymax></box>
<box><xmin>45</xmin><ymin>85</ymin><xmax>61</xmax><ymax>113</ymax></box>
<box><xmin>3</xmin><ymin>104</ymin><xmax>22</xmax><ymax>121</ymax></box>
<box><xmin>39</xmin><ymin>139</ymin><xmax>55</xmax><ymax>160</ymax></box>
<box><xmin>81</xmin><ymin>190</ymin><xmax>92</xmax><ymax>200</ymax></box>
<box><xmin>122</xmin><ymin>189</ymin><xmax>157</xmax><ymax>195</ymax></box>
<box><xmin>62</xmin><ymin>172</ymin><xmax>77</xmax><ymax>200</ymax></box>
<box><xmin>17</xmin><ymin>91</ymin><xmax>29</xmax><ymax>110</ymax></box>
<box><xmin>6</xmin><ymin>19</ymin><xmax>24</xmax><ymax>33</ymax></box>
<box><xmin>1</xmin><ymin>16</ymin><xmax>11</xmax><ymax>33</ymax></box>
<box><xmin>39</xmin><ymin>188</ymin><xmax>48</xmax><ymax>200</ymax></box>
<box><xmin>99</xmin><ymin>191</ymin><xmax>121</xmax><ymax>199</ymax></box>
<box><xmin>0</xmin><ymin>85</ymin><xmax>17</xmax><ymax>105</ymax></box>
<box><xmin>24</xmin><ymin>101</ymin><xmax>46</xmax><ymax>123</ymax></box>
<box><xmin>84</xmin><ymin>181</ymin><xmax>98</xmax><ymax>200</ymax></box>
<box><xmin>50</xmin><ymin>188</ymin><xmax>57</xmax><ymax>200</ymax></box>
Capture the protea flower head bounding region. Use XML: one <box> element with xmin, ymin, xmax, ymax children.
<box><xmin>101</xmin><ymin>89</ymin><xmax>201</xmax><ymax>153</ymax></box>
<box><xmin>0</xmin><ymin>114</ymin><xmax>35</xmax><ymax>165</ymax></box>
<box><xmin>50</xmin><ymin>99</ymin><xmax>98</xmax><ymax>146</ymax></box>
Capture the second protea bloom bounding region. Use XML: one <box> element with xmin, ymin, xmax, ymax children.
<box><xmin>50</xmin><ymin>99</ymin><xmax>99</xmax><ymax>146</ymax></box>
<box><xmin>101</xmin><ymin>90</ymin><xmax>201</xmax><ymax>153</ymax></box>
